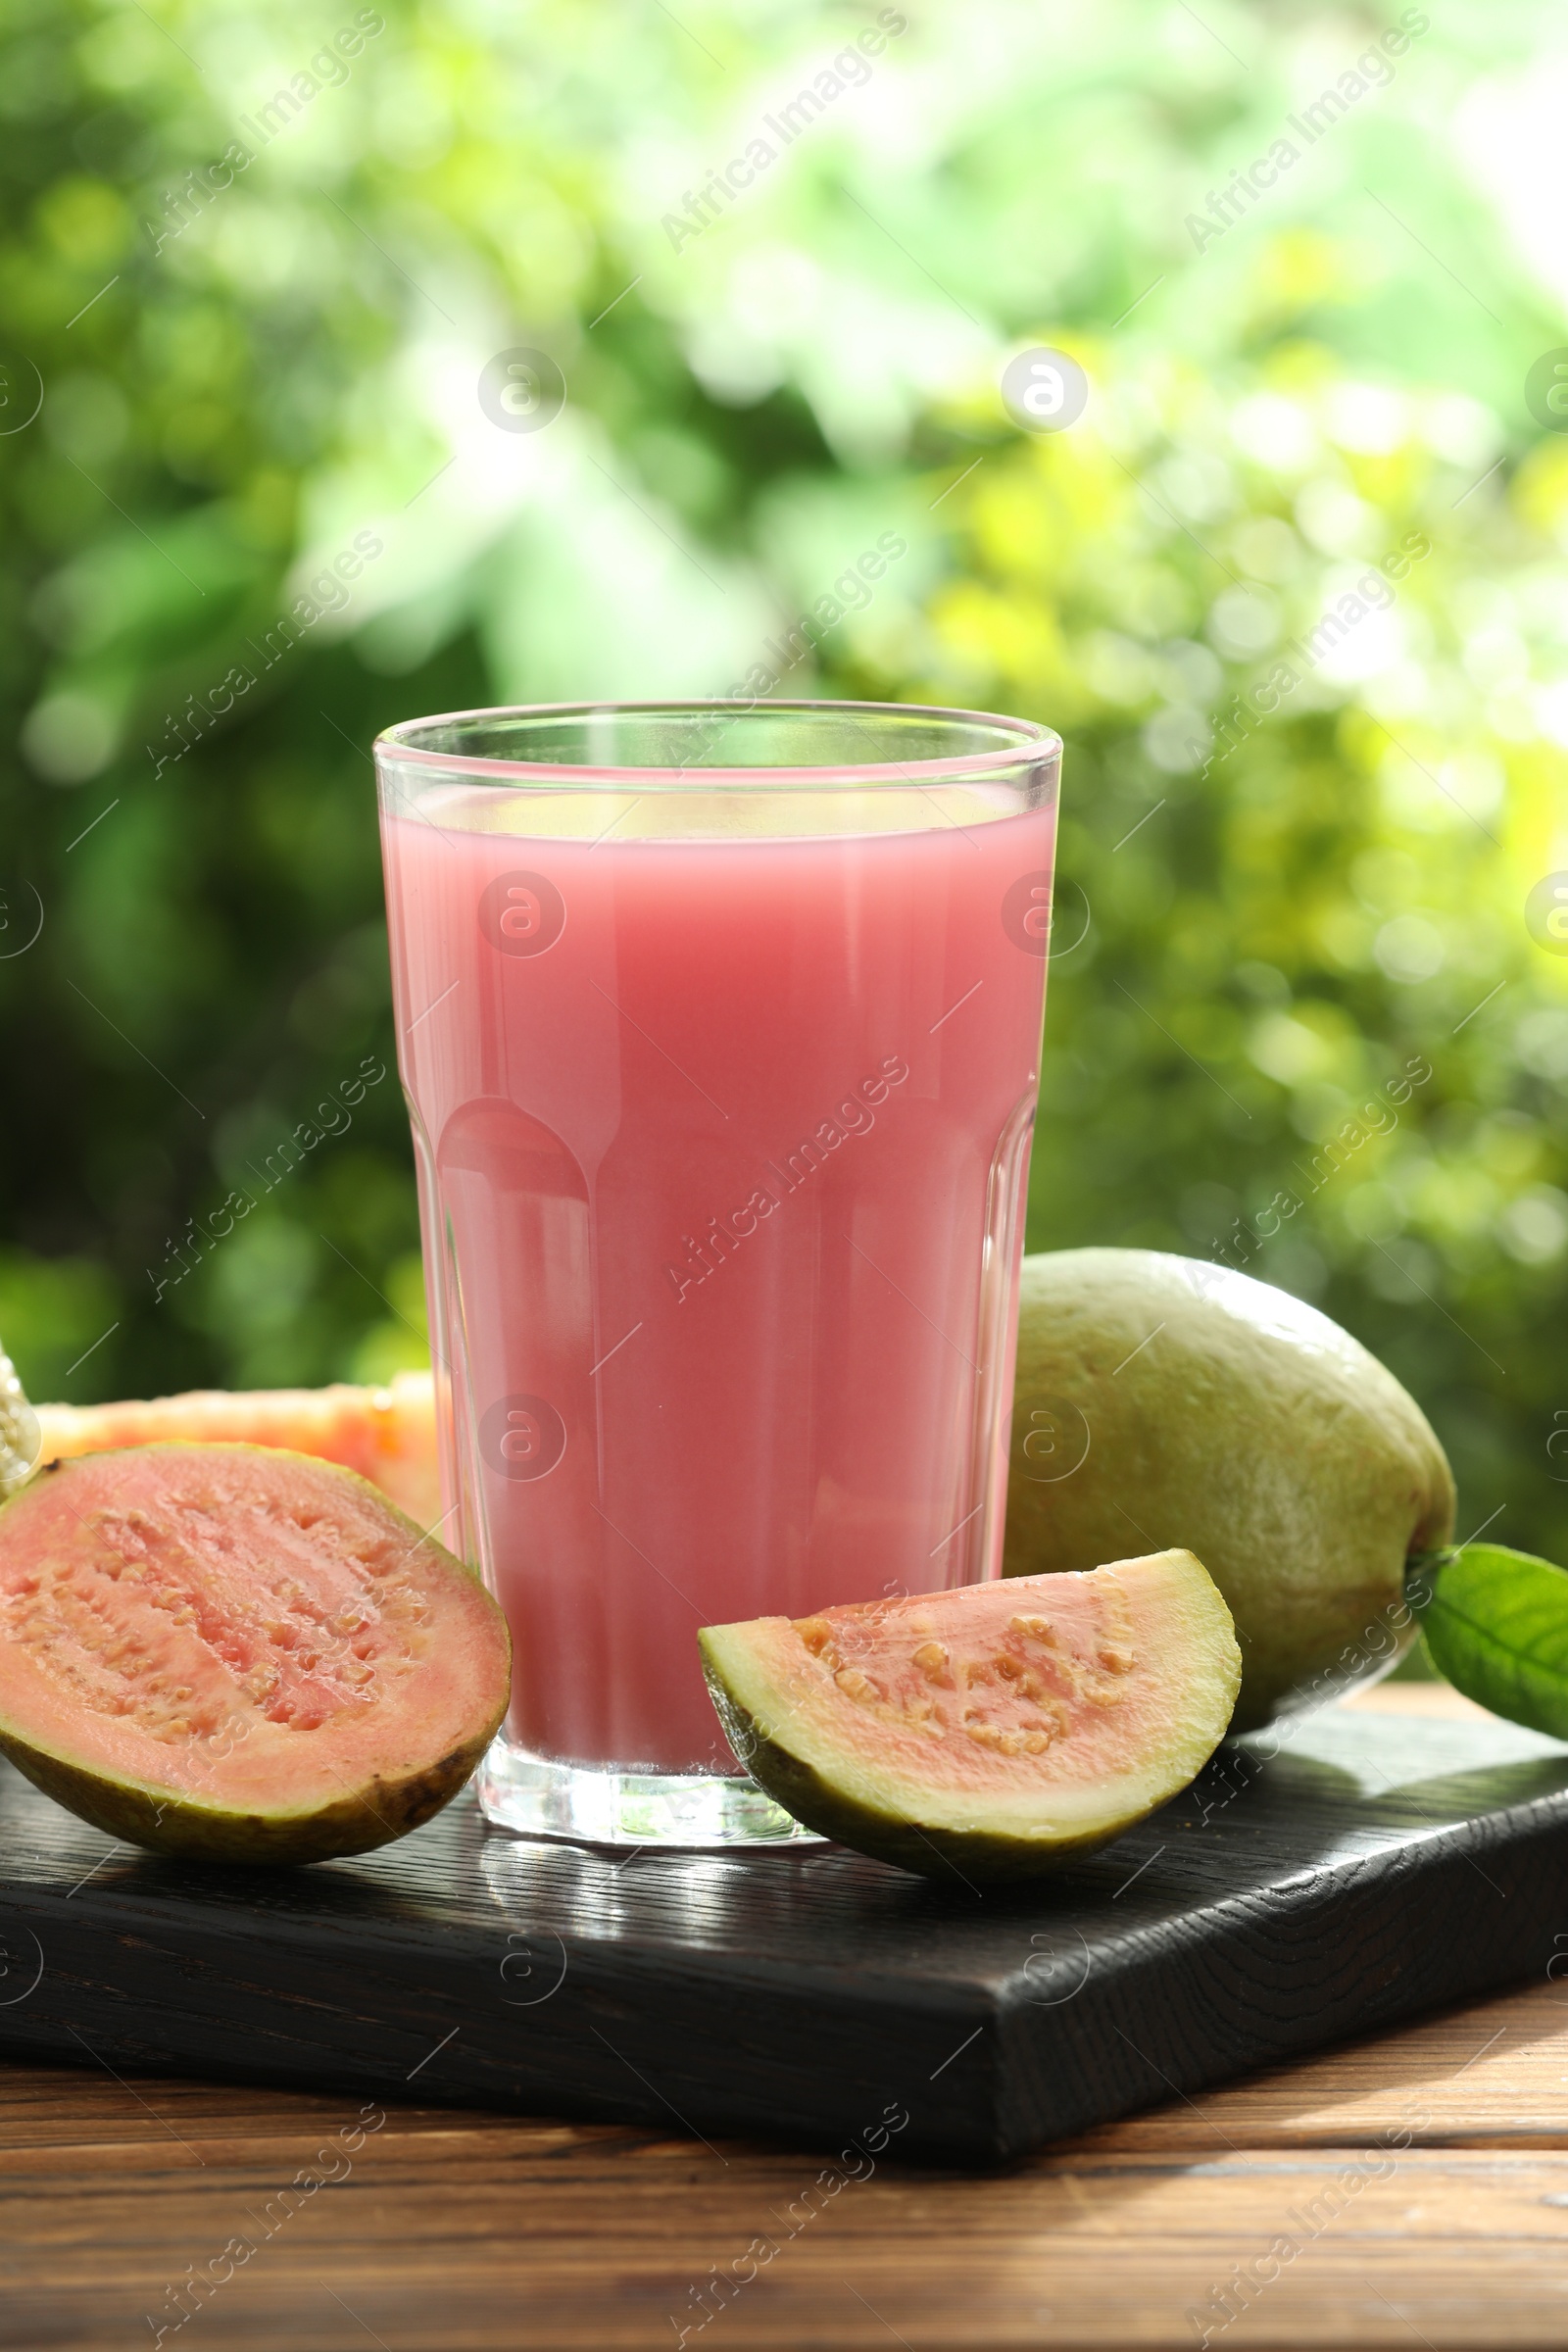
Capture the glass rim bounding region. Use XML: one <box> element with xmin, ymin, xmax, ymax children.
<box><xmin>373</xmin><ymin>698</ymin><xmax>1061</xmax><ymax>791</ymax></box>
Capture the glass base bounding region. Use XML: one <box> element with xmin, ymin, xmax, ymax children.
<box><xmin>476</xmin><ymin>1734</ymin><xmax>825</xmax><ymax>1850</ymax></box>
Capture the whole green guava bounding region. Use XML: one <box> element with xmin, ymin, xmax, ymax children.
<box><xmin>1003</xmin><ymin>1249</ymin><xmax>1455</xmax><ymax>1730</ymax></box>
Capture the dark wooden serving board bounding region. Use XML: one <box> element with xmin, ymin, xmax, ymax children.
<box><xmin>0</xmin><ymin>1706</ymin><xmax>1565</xmax><ymax>2165</ymax></box>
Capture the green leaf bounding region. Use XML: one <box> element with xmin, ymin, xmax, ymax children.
<box><xmin>1415</xmin><ymin>1544</ymin><xmax>1568</xmax><ymax>1740</ymax></box>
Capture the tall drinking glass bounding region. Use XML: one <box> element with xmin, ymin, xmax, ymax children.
<box><xmin>375</xmin><ymin>702</ymin><xmax>1061</xmax><ymax>1847</ymax></box>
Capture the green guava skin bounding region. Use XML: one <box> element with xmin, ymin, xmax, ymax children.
<box><xmin>0</xmin><ymin>1725</ymin><xmax>486</xmax><ymax>1866</ymax></box>
<box><xmin>702</xmin><ymin>1664</ymin><xmax>1133</xmax><ymax>1886</ymax></box>
<box><xmin>1003</xmin><ymin>1250</ymin><xmax>1456</xmax><ymax>1731</ymax></box>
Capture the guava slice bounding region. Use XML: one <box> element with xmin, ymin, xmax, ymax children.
<box><xmin>0</xmin><ymin>1442</ymin><xmax>509</xmax><ymax>1865</ymax></box>
<box><xmin>33</xmin><ymin>1372</ymin><xmax>440</xmax><ymax>1531</ymax></box>
<box><xmin>700</xmin><ymin>1550</ymin><xmax>1240</xmax><ymax>1883</ymax></box>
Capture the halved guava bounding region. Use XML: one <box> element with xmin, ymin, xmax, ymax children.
<box><xmin>0</xmin><ymin>1443</ymin><xmax>509</xmax><ymax>1865</ymax></box>
<box><xmin>700</xmin><ymin>1550</ymin><xmax>1240</xmax><ymax>1883</ymax></box>
<box><xmin>33</xmin><ymin>1372</ymin><xmax>440</xmax><ymax>1531</ymax></box>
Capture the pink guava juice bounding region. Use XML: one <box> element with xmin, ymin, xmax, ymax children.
<box><xmin>381</xmin><ymin>768</ymin><xmax>1056</xmax><ymax>1777</ymax></box>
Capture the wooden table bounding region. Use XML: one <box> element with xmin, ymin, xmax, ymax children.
<box><xmin>4</xmin><ymin>1686</ymin><xmax>1564</xmax><ymax>2351</ymax></box>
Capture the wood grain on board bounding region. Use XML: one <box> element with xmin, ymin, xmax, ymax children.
<box><xmin>2</xmin><ymin>1685</ymin><xmax>1567</xmax><ymax>2163</ymax></box>
<box><xmin>3</xmin><ymin>1688</ymin><xmax>1568</xmax><ymax>2349</ymax></box>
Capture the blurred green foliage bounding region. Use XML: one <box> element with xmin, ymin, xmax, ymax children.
<box><xmin>3</xmin><ymin>0</ymin><xmax>1568</xmax><ymax>1565</ymax></box>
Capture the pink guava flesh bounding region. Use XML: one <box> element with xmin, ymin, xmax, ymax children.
<box><xmin>0</xmin><ymin>1443</ymin><xmax>511</xmax><ymax>1862</ymax></box>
